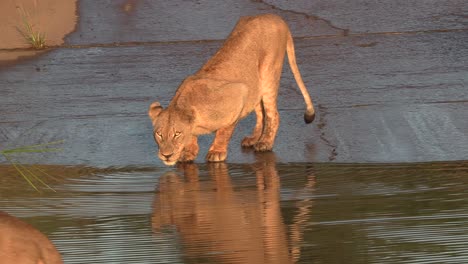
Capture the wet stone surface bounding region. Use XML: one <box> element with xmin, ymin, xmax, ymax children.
<box><xmin>1</xmin><ymin>31</ymin><xmax>467</xmax><ymax>165</ymax></box>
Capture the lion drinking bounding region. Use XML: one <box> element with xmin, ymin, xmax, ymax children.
<box><xmin>148</xmin><ymin>14</ymin><xmax>315</xmax><ymax>165</ymax></box>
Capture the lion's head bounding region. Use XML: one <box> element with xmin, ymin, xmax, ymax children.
<box><xmin>148</xmin><ymin>102</ymin><xmax>193</xmax><ymax>165</ymax></box>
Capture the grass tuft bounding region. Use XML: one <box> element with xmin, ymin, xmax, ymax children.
<box><xmin>16</xmin><ymin>7</ymin><xmax>46</xmax><ymax>49</ymax></box>
<box><xmin>1</xmin><ymin>140</ymin><xmax>64</xmax><ymax>192</ymax></box>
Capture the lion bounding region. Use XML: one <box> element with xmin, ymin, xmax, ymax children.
<box><xmin>0</xmin><ymin>211</ymin><xmax>63</xmax><ymax>264</ymax></box>
<box><xmin>148</xmin><ymin>14</ymin><xmax>315</xmax><ymax>165</ymax></box>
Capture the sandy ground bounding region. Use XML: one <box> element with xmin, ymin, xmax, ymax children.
<box><xmin>0</xmin><ymin>0</ymin><xmax>77</xmax><ymax>62</ymax></box>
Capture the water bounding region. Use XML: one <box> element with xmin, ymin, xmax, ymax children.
<box><xmin>1</xmin><ymin>155</ymin><xmax>468</xmax><ymax>263</ymax></box>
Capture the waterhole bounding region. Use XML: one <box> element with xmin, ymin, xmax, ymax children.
<box><xmin>1</xmin><ymin>155</ymin><xmax>467</xmax><ymax>263</ymax></box>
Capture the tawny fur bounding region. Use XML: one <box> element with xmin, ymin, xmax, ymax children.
<box><xmin>0</xmin><ymin>211</ymin><xmax>63</xmax><ymax>264</ymax></box>
<box><xmin>149</xmin><ymin>14</ymin><xmax>315</xmax><ymax>165</ymax></box>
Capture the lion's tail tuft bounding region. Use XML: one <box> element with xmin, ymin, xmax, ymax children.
<box><xmin>304</xmin><ymin>109</ymin><xmax>315</xmax><ymax>124</ymax></box>
<box><xmin>286</xmin><ymin>31</ymin><xmax>315</xmax><ymax>124</ymax></box>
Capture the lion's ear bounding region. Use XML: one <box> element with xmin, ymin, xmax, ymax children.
<box><xmin>148</xmin><ymin>101</ymin><xmax>163</xmax><ymax>121</ymax></box>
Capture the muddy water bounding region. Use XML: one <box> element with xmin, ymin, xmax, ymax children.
<box><xmin>1</xmin><ymin>155</ymin><xmax>468</xmax><ymax>263</ymax></box>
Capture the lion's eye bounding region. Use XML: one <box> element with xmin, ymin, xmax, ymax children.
<box><xmin>155</xmin><ymin>131</ymin><xmax>162</xmax><ymax>138</ymax></box>
<box><xmin>174</xmin><ymin>131</ymin><xmax>182</xmax><ymax>138</ymax></box>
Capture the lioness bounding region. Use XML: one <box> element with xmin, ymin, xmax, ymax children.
<box><xmin>149</xmin><ymin>14</ymin><xmax>315</xmax><ymax>165</ymax></box>
<box><xmin>0</xmin><ymin>211</ymin><xmax>63</xmax><ymax>264</ymax></box>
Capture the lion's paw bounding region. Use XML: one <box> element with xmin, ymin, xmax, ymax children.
<box><xmin>180</xmin><ymin>151</ymin><xmax>197</xmax><ymax>163</ymax></box>
<box><xmin>241</xmin><ymin>136</ymin><xmax>258</xmax><ymax>148</ymax></box>
<box><xmin>206</xmin><ymin>151</ymin><xmax>227</xmax><ymax>162</ymax></box>
<box><xmin>254</xmin><ymin>142</ymin><xmax>273</xmax><ymax>152</ymax></box>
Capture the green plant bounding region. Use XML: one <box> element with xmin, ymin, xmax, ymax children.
<box><xmin>1</xmin><ymin>140</ymin><xmax>64</xmax><ymax>192</ymax></box>
<box><xmin>16</xmin><ymin>7</ymin><xmax>46</xmax><ymax>49</ymax></box>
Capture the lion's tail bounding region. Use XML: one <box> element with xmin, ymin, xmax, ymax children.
<box><xmin>286</xmin><ymin>32</ymin><xmax>315</xmax><ymax>124</ymax></box>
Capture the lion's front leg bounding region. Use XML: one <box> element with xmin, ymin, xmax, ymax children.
<box><xmin>179</xmin><ymin>136</ymin><xmax>199</xmax><ymax>162</ymax></box>
<box><xmin>207</xmin><ymin>123</ymin><xmax>237</xmax><ymax>162</ymax></box>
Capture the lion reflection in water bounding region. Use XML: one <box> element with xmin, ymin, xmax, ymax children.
<box><xmin>152</xmin><ymin>153</ymin><xmax>315</xmax><ymax>263</ymax></box>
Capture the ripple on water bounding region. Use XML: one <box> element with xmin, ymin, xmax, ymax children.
<box><xmin>1</xmin><ymin>159</ymin><xmax>467</xmax><ymax>263</ymax></box>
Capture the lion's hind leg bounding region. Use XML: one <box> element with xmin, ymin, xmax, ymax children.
<box><xmin>253</xmin><ymin>63</ymin><xmax>282</xmax><ymax>152</ymax></box>
<box><xmin>241</xmin><ymin>103</ymin><xmax>264</xmax><ymax>148</ymax></box>
<box><xmin>254</xmin><ymin>95</ymin><xmax>279</xmax><ymax>152</ymax></box>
